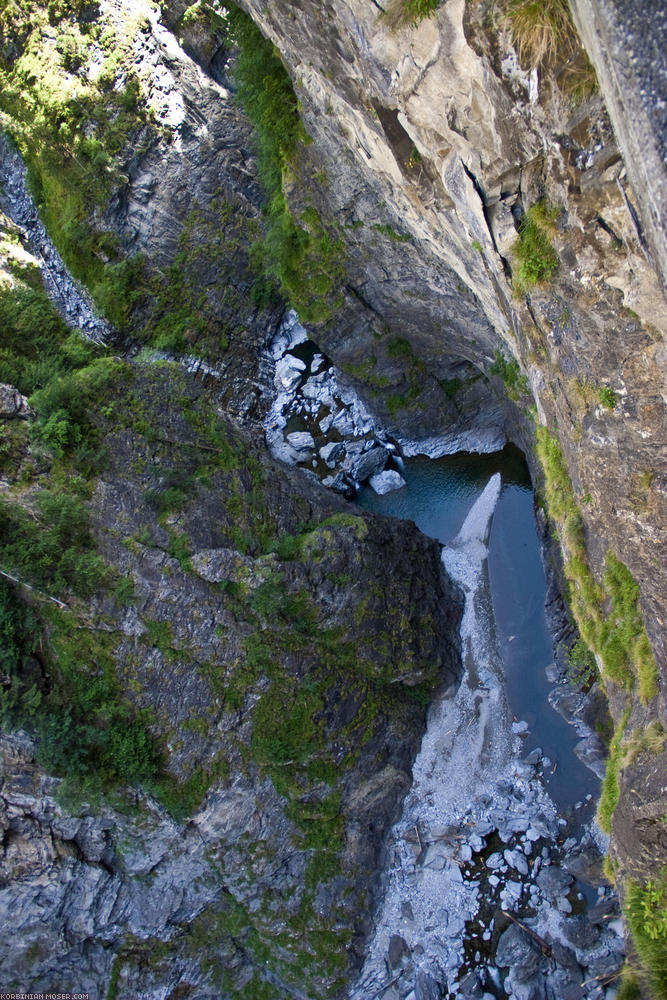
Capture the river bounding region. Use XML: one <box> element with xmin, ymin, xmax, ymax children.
<box><xmin>265</xmin><ymin>318</ymin><xmax>623</xmax><ymax>999</ymax></box>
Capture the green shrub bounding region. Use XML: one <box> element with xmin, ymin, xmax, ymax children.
<box><xmin>386</xmin><ymin>336</ymin><xmax>414</xmax><ymax>360</ymax></box>
<box><xmin>0</xmin><ymin>581</ymin><xmax>39</xmax><ymax>678</ymax></box>
<box><xmin>598</xmin><ymin>386</ymin><xmax>617</xmax><ymax>410</ymax></box>
<box><xmin>222</xmin><ymin>2</ymin><xmax>345</xmax><ymax>323</ymax></box>
<box><xmin>402</xmin><ymin>0</ymin><xmax>440</xmax><ymax>25</ymax></box>
<box><xmin>0</xmin><ymin>491</ymin><xmax>105</xmax><ymax>597</ymax></box>
<box><xmin>566</xmin><ymin>637</ymin><xmax>597</xmax><ymax>688</ymax></box>
<box><xmin>512</xmin><ymin>201</ymin><xmax>559</xmax><ymax>295</ymax></box>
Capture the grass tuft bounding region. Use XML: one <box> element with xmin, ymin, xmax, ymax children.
<box><xmin>503</xmin><ymin>0</ymin><xmax>577</xmax><ymax>67</ymax></box>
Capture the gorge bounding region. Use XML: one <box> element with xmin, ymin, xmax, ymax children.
<box><xmin>0</xmin><ymin>0</ymin><xmax>665</xmax><ymax>998</ymax></box>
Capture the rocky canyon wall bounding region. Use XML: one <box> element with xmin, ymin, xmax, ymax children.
<box><xmin>0</xmin><ymin>0</ymin><xmax>665</xmax><ymax>995</ymax></box>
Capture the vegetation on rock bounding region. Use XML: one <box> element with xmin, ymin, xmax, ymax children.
<box><xmin>0</xmin><ymin>1</ymin><xmax>154</xmax><ymax>329</ymax></box>
<box><xmin>625</xmin><ymin>870</ymin><xmax>667</xmax><ymax>1000</ymax></box>
<box><xmin>511</xmin><ymin>201</ymin><xmax>560</xmax><ymax>296</ymax></box>
<box><xmin>402</xmin><ymin>0</ymin><xmax>441</xmax><ymax>26</ymax></box>
<box><xmin>489</xmin><ymin>348</ymin><xmax>530</xmax><ymax>401</ymax></box>
<box><xmin>221</xmin><ymin>2</ymin><xmax>346</xmax><ymax>324</ymax></box>
<box><xmin>535</xmin><ymin>425</ymin><xmax>659</xmax><ymax>836</ymax></box>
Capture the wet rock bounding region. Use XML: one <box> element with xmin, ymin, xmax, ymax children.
<box><xmin>507</xmin><ymin>978</ymin><xmax>546</xmax><ymax>1000</ymax></box>
<box><xmin>349</xmin><ymin>445</ymin><xmax>388</xmax><ymax>482</ymax></box>
<box><xmin>583</xmin><ymin>948</ymin><xmax>623</xmax><ymax>984</ymax></box>
<box><xmin>562</xmin><ymin>842</ymin><xmax>604</xmax><ymax>883</ymax></box>
<box><xmin>499</xmin><ymin>880</ymin><xmax>523</xmax><ymax>909</ymax></box>
<box><xmin>561</xmin><ymin>915</ymin><xmax>600</xmax><ymax>950</ymax></box>
<box><xmin>285</xmin><ymin>430</ymin><xmax>315</xmax><ymax>455</ymax></box>
<box><xmin>574</xmin><ymin>734</ymin><xmax>608</xmax><ymax>779</ymax></box>
<box><xmin>456</xmin><ymin>970</ymin><xmax>485</xmax><ymax>998</ymax></box>
<box><xmin>369</xmin><ymin>470</ymin><xmax>406</xmax><ymax>495</ymax></box>
<box><xmin>504</xmin><ymin>849</ymin><xmax>529</xmax><ymax>876</ymax></box>
<box><xmin>320</xmin><ymin>441</ymin><xmax>346</xmax><ymax>466</ymax></box>
<box><xmin>275</xmin><ymin>354</ymin><xmax>306</xmax><ymax>390</ymax></box>
<box><xmin>587</xmin><ymin>894</ymin><xmax>619</xmax><ymax>926</ymax></box>
<box><xmin>331</xmin><ymin>408</ymin><xmax>356</xmax><ymax>435</ymax></box>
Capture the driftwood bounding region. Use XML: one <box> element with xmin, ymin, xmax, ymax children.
<box><xmin>501</xmin><ymin>909</ymin><xmax>553</xmax><ymax>957</ymax></box>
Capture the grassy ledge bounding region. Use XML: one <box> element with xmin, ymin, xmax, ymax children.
<box><xmin>534</xmin><ymin>425</ymin><xmax>659</xmax><ymax>834</ymax></box>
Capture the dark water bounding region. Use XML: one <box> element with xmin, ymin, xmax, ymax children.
<box><xmin>357</xmin><ymin>444</ymin><xmax>598</xmax><ymax>816</ymax></box>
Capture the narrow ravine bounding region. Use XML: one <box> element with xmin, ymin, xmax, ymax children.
<box><xmin>0</xmin><ymin>135</ymin><xmax>112</xmax><ymax>344</ymax></box>
<box><xmin>265</xmin><ymin>320</ymin><xmax>624</xmax><ymax>1000</ymax></box>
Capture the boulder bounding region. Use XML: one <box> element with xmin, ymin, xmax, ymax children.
<box><xmin>319</xmin><ymin>441</ymin><xmax>346</xmax><ymax>466</ymax></box>
<box><xmin>285</xmin><ymin>430</ymin><xmax>315</xmax><ymax>454</ymax></box>
<box><xmin>350</xmin><ymin>446</ymin><xmax>387</xmax><ymax>482</ymax></box>
<box><xmin>0</xmin><ymin>383</ymin><xmax>32</xmax><ymax>419</ymax></box>
<box><xmin>495</xmin><ymin>924</ymin><xmax>541</xmax><ymax>980</ymax></box>
<box><xmin>275</xmin><ymin>354</ymin><xmax>306</xmax><ymax>390</ymax></box>
<box><xmin>369</xmin><ymin>470</ymin><xmax>406</xmax><ymax>495</ymax></box>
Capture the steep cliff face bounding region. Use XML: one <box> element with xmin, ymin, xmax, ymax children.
<box><xmin>228</xmin><ymin>0</ymin><xmax>666</xmax><ymax>892</ymax></box>
<box><xmin>0</xmin><ymin>353</ymin><xmax>461</xmax><ymax>997</ymax></box>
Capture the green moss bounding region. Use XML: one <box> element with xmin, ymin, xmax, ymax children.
<box><xmin>598</xmin><ymin>385</ymin><xmax>618</xmax><ymax>410</ymax></box>
<box><xmin>371</xmin><ymin>222</ymin><xmax>412</xmax><ymax>243</ymax></box>
<box><xmin>143</xmin><ymin>619</ymin><xmax>174</xmax><ymax>653</ymax></box>
<box><xmin>386</xmin><ymin>336</ymin><xmax>414</xmax><ymax>359</ymax></box>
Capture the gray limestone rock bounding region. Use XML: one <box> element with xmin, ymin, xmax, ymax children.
<box><xmin>388</xmin><ymin>933</ymin><xmax>409</xmax><ymax>968</ymax></box>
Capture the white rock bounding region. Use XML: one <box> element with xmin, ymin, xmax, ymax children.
<box><xmin>275</xmin><ymin>354</ymin><xmax>306</xmax><ymax>390</ymax></box>
<box><xmin>285</xmin><ymin>431</ymin><xmax>315</xmax><ymax>453</ymax></box>
<box><xmin>369</xmin><ymin>470</ymin><xmax>406</xmax><ymax>495</ymax></box>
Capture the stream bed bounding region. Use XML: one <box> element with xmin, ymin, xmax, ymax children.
<box><xmin>265</xmin><ymin>314</ymin><xmax>624</xmax><ymax>1000</ymax></box>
